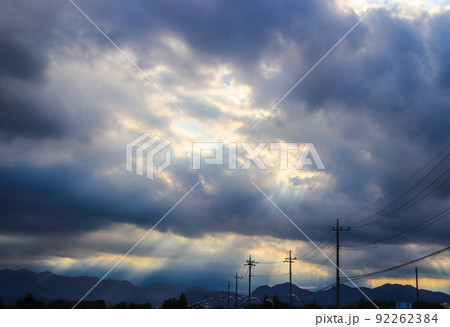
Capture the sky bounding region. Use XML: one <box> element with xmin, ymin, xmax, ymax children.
<box><xmin>0</xmin><ymin>0</ymin><xmax>449</xmax><ymax>295</ymax></box>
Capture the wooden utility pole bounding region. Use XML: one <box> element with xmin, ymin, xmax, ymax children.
<box><xmin>244</xmin><ymin>255</ymin><xmax>257</xmax><ymax>308</ymax></box>
<box><xmin>283</xmin><ymin>250</ymin><xmax>297</xmax><ymax>308</ymax></box>
<box><xmin>234</xmin><ymin>272</ymin><xmax>242</xmax><ymax>308</ymax></box>
<box><xmin>333</xmin><ymin>219</ymin><xmax>350</xmax><ymax>308</ymax></box>
<box><xmin>415</xmin><ymin>267</ymin><xmax>419</xmax><ymax>304</ymax></box>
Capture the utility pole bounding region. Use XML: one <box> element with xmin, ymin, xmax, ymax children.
<box><xmin>221</xmin><ymin>289</ymin><xmax>224</xmax><ymax>308</ymax></box>
<box><xmin>245</xmin><ymin>255</ymin><xmax>257</xmax><ymax>308</ymax></box>
<box><xmin>283</xmin><ymin>250</ymin><xmax>297</xmax><ymax>308</ymax></box>
<box><xmin>415</xmin><ymin>267</ymin><xmax>419</xmax><ymax>305</ymax></box>
<box><xmin>227</xmin><ymin>282</ymin><xmax>230</xmax><ymax>309</ymax></box>
<box><xmin>333</xmin><ymin>218</ymin><xmax>350</xmax><ymax>308</ymax></box>
<box><xmin>234</xmin><ymin>272</ymin><xmax>242</xmax><ymax>308</ymax></box>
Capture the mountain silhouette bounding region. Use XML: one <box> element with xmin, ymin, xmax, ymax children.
<box><xmin>252</xmin><ymin>282</ymin><xmax>450</xmax><ymax>306</ymax></box>
<box><xmin>1</xmin><ymin>269</ymin><xmax>449</xmax><ymax>307</ymax></box>
<box><xmin>0</xmin><ymin>269</ymin><xmax>217</xmax><ymax>307</ymax></box>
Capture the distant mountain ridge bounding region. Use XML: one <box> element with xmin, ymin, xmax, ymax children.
<box><xmin>0</xmin><ymin>269</ymin><xmax>216</xmax><ymax>307</ymax></box>
<box><xmin>0</xmin><ymin>269</ymin><xmax>449</xmax><ymax>307</ymax></box>
<box><xmin>252</xmin><ymin>282</ymin><xmax>450</xmax><ymax>306</ymax></box>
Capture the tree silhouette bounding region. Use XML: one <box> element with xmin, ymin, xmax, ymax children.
<box><xmin>272</xmin><ymin>294</ymin><xmax>288</xmax><ymax>309</ymax></box>
<box><xmin>261</xmin><ymin>294</ymin><xmax>272</xmax><ymax>309</ymax></box>
<box><xmin>273</xmin><ymin>295</ymin><xmax>281</xmax><ymax>308</ymax></box>
<box><xmin>74</xmin><ymin>300</ymin><xmax>106</xmax><ymax>309</ymax></box>
<box><xmin>112</xmin><ymin>302</ymin><xmax>128</xmax><ymax>309</ymax></box>
<box><xmin>162</xmin><ymin>297</ymin><xmax>178</xmax><ymax>309</ymax></box>
<box><xmin>162</xmin><ymin>293</ymin><xmax>188</xmax><ymax>309</ymax></box>
<box><xmin>47</xmin><ymin>299</ymin><xmax>73</xmax><ymax>309</ymax></box>
<box><xmin>16</xmin><ymin>293</ymin><xmax>44</xmax><ymax>309</ymax></box>
<box><xmin>24</xmin><ymin>293</ymin><xmax>35</xmax><ymax>308</ymax></box>
<box><xmin>179</xmin><ymin>293</ymin><xmax>188</xmax><ymax>309</ymax></box>
<box><xmin>303</xmin><ymin>301</ymin><xmax>322</xmax><ymax>309</ymax></box>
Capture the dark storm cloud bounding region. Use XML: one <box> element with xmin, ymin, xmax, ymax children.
<box><xmin>82</xmin><ymin>0</ymin><xmax>287</xmax><ymax>64</ymax></box>
<box><xmin>0</xmin><ymin>162</ymin><xmax>178</xmax><ymax>235</ymax></box>
<box><xmin>97</xmin><ymin>0</ymin><xmax>368</xmax><ymax>111</ymax></box>
<box><xmin>0</xmin><ymin>0</ymin><xmax>448</xmax><ymax>286</ymax></box>
<box><xmin>0</xmin><ymin>0</ymin><xmax>151</xmax><ymax>141</ymax></box>
<box><xmin>0</xmin><ymin>82</ymin><xmax>66</xmax><ymax>139</ymax></box>
<box><xmin>288</xmin><ymin>8</ymin><xmax>427</xmax><ymax>109</ymax></box>
<box><xmin>0</xmin><ymin>32</ymin><xmax>46</xmax><ymax>81</ymax></box>
<box><xmin>0</xmin><ymin>1</ymin><xmax>67</xmax><ymax>139</ymax></box>
<box><xmin>0</xmin><ymin>0</ymin><xmax>63</xmax><ymax>81</ymax></box>
<box><xmin>227</xmin><ymin>5</ymin><xmax>450</xmax><ymax>251</ymax></box>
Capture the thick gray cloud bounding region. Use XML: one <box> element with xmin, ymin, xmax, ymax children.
<box><xmin>0</xmin><ymin>0</ymin><xmax>448</xmax><ymax>289</ymax></box>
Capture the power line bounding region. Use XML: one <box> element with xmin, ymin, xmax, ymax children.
<box><xmin>283</xmin><ymin>250</ymin><xmax>297</xmax><ymax>308</ymax></box>
<box><xmin>415</xmin><ymin>267</ymin><xmax>420</xmax><ymax>304</ymax></box>
<box><xmin>303</xmin><ymin>246</ymin><xmax>450</xmax><ymax>296</ymax></box>
<box><xmin>238</xmin><ymin>266</ymin><xmax>249</xmax><ymax>296</ymax></box>
<box><xmin>341</xmin><ymin>246</ymin><xmax>450</xmax><ymax>281</ymax></box>
<box><xmin>341</xmin><ymin>145</ymin><xmax>449</xmax><ymax>219</ymax></box>
<box><xmin>300</xmin><ymin>237</ymin><xmax>336</xmax><ymax>261</ymax></box>
<box><xmin>227</xmin><ymin>283</ymin><xmax>230</xmax><ymax>309</ymax></box>
<box><xmin>343</xmin><ymin>208</ymin><xmax>450</xmax><ymax>250</ymax></box>
<box><xmin>352</xmin><ymin>173</ymin><xmax>449</xmax><ymax>228</ymax></box>
<box><xmin>294</xmin><ymin>250</ymin><xmax>337</xmax><ymax>277</ymax></box>
<box><xmin>299</xmin><ymin>229</ymin><xmax>334</xmax><ymax>260</ymax></box>
<box><xmin>257</xmin><ymin>261</ymin><xmax>284</xmax><ymax>265</ymax></box>
<box><xmin>334</xmin><ymin>219</ymin><xmax>350</xmax><ymax>308</ymax></box>
<box><xmin>244</xmin><ymin>255</ymin><xmax>257</xmax><ymax>307</ymax></box>
<box><xmin>348</xmin><ymin>153</ymin><xmax>448</xmax><ymax>227</ymax></box>
<box><xmin>300</xmin><ymin>281</ymin><xmax>338</xmax><ymax>297</ymax></box>
<box><xmin>253</xmin><ymin>273</ymin><xmax>290</xmax><ymax>277</ymax></box>
<box><xmin>233</xmin><ymin>272</ymin><xmax>243</xmax><ymax>308</ymax></box>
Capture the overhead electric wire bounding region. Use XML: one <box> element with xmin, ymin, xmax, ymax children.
<box><xmin>302</xmin><ymin>246</ymin><xmax>450</xmax><ymax>295</ymax></box>
<box><xmin>298</xmin><ymin>229</ymin><xmax>333</xmax><ymax>259</ymax></box>
<box><xmin>343</xmin><ymin>208</ymin><xmax>450</xmax><ymax>250</ymax></box>
<box><xmin>258</xmin><ymin>261</ymin><xmax>283</xmax><ymax>265</ymax></box>
<box><xmin>352</xmin><ymin>172</ymin><xmax>449</xmax><ymax>228</ymax></box>
<box><xmin>301</xmin><ymin>281</ymin><xmax>338</xmax><ymax>296</ymax></box>
<box><xmin>286</xmin><ymin>149</ymin><xmax>448</xmax><ymax>296</ymax></box>
<box><xmin>294</xmin><ymin>249</ymin><xmax>337</xmax><ymax>277</ymax></box>
<box><xmin>238</xmin><ymin>266</ymin><xmax>249</xmax><ymax>295</ymax></box>
<box><xmin>300</xmin><ymin>241</ymin><xmax>336</xmax><ymax>261</ymax></box>
<box><xmin>299</xmin><ymin>231</ymin><xmax>335</xmax><ymax>261</ymax></box>
<box><xmin>341</xmin><ymin>145</ymin><xmax>449</xmax><ymax>220</ymax></box>
<box><xmin>348</xmin><ymin>153</ymin><xmax>449</xmax><ymax>227</ymax></box>
<box><xmin>253</xmin><ymin>248</ymin><xmax>337</xmax><ymax>279</ymax></box>
<box><xmin>298</xmin><ymin>257</ymin><xmax>330</xmax><ymax>276</ymax></box>
<box><xmin>253</xmin><ymin>273</ymin><xmax>289</xmax><ymax>277</ymax></box>
<box><xmin>341</xmin><ymin>246</ymin><xmax>450</xmax><ymax>282</ymax></box>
